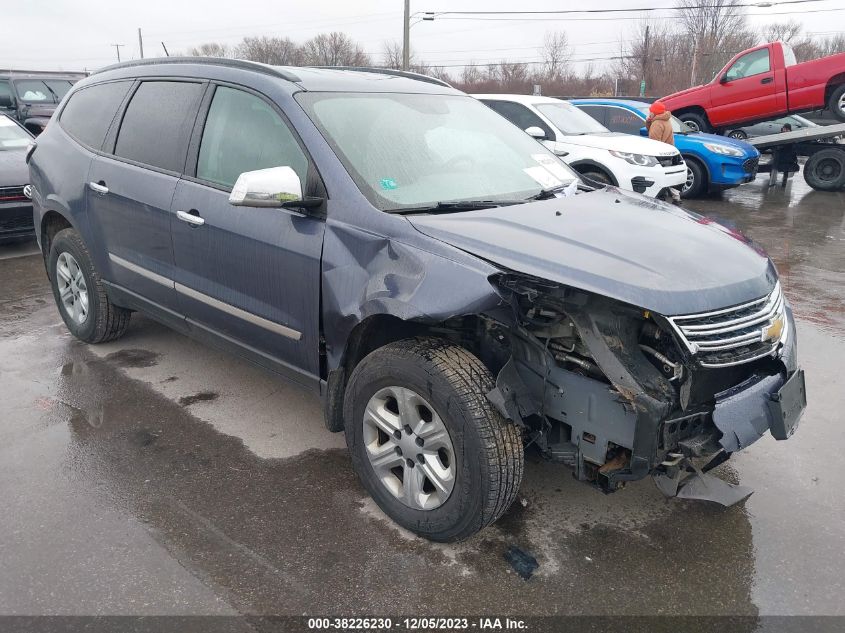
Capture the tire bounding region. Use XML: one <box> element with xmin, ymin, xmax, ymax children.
<box><xmin>678</xmin><ymin>111</ymin><xmax>711</xmax><ymax>133</ymax></box>
<box><xmin>828</xmin><ymin>84</ymin><xmax>845</xmax><ymax>122</ymax></box>
<box><xmin>578</xmin><ymin>169</ymin><xmax>613</xmax><ymax>187</ymax></box>
<box><xmin>681</xmin><ymin>158</ymin><xmax>707</xmax><ymax>199</ymax></box>
<box><xmin>343</xmin><ymin>337</ymin><xmax>524</xmax><ymax>542</ymax></box>
<box><xmin>728</xmin><ymin>129</ymin><xmax>747</xmax><ymax>140</ymax></box>
<box><xmin>802</xmin><ymin>148</ymin><xmax>845</xmax><ymax>191</ymax></box>
<box><xmin>48</xmin><ymin>228</ymin><xmax>131</xmax><ymax>343</ymax></box>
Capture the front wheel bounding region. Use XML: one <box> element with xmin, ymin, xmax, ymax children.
<box><xmin>678</xmin><ymin>112</ymin><xmax>711</xmax><ymax>134</ymax></box>
<box><xmin>681</xmin><ymin>159</ymin><xmax>707</xmax><ymax>198</ymax></box>
<box><xmin>803</xmin><ymin>148</ymin><xmax>845</xmax><ymax>191</ymax></box>
<box><xmin>728</xmin><ymin>129</ymin><xmax>747</xmax><ymax>140</ymax></box>
<box><xmin>828</xmin><ymin>84</ymin><xmax>845</xmax><ymax>122</ymax></box>
<box><xmin>343</xmin><ymin>338</ymin><xmax>524</xmax><ymax>542</ymax></box>
<box><xmin>48</xmin><ymin>228</ymin><xmax>131</xmax><ymax>343</ymax></box>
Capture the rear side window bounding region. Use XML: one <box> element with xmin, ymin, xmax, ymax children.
<box><xmin>196</xmin><ymin>86</ymin><xmax>308</xmax><ymax>189</ymax></box>
<box><xmin>482</xmin><ymin>100</ymin><xmax>555</xmax><ymax>140</ymax></box>
<box><xmin>576</xmin><ymin>105</ymin><xmax>607</xmax><ymax>126</ymax></box>
<box><xmin>605</xmin><ymin>107</ymin><xmax>644</xmax><ymax>134</ymax></box>
<box><xmin>60</xmin><ymin>81</ymin><xmax>132</xmax><ymax>149</ymax></box>
<box><xmin>115</xmin><ymin>81</ymin><xmax>204</xmax><ymax>173</ymax></box>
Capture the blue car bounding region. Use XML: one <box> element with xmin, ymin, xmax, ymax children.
<box><xmin>571</xmin><ymin>99</ymin><xmax>760</xmax><ymax>198</ymax></box>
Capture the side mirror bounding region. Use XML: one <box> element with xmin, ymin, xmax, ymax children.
<box><xmin>525</xmin><ymin>126</ymin><xmax>547</xmax><ymax>140</ymax></box>
<box><xmin>639</xmin><ymin>126</ymin><xmax>648</xmax><ymax>137</ymax></box>
<box><xmin>0</xmin><ymin>94</ymin><xmax>14</xmax><ymax>108</ymax></box>
<box><xmin>229</xmin><ymin>166</ymin><xmax>302</xmax><ymax>208</ymax></box>
<box><xmin>719</xmin><ymin>74</ymin><xmax>730</xmax><ymax>84</ymax></box>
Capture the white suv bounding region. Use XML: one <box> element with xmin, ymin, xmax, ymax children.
<box><xmin>476</xmin><ymin>94</ymin><xmax>687</xmax><ymax>198</ymax></box>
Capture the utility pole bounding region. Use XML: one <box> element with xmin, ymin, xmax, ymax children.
<box><xmin>138</xmin><ymin>28</ymin><xmax>144</xmax><ymax>59</ymax></box>
<box><xmin>402</xmin><ymin>0</ymin><xmax>410</xmax><ymax>71</ymax></box>
<box><xmin>689</xmin><ymin>39</ymin><xmax>699</xmax><ymax>87</ymax></box>
<box><xmin>640</xmin><ymin>25</ymin><xmax>649</xmax><ymax>97</ymax></box>
<box><xmin>111</xmin><ymin>43</ymin><xmax>125</xmax><ymax>63</ymax></box>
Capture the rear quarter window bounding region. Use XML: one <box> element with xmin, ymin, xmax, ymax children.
<box><xmin>60</xmin><ymin>81</ymin><xmax>132</xmax><ymax>149</ymax></box>
<box><xmin>114</xmin><ymin>81</ymin><xmax>204</xmax><ymax>173</ymax></box>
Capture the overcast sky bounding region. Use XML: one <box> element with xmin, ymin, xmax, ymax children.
<box><xmin>3</xmin><ymin>0</ymin><xmax>844</xmax><ymax>74</ymax></box>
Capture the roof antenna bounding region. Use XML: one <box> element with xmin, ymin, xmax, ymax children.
<box><xmin>161</xmin><ymin>42</ymin><xmax>170</xmax><ymax>57</ymax></box>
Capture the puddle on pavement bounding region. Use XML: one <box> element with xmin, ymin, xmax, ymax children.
<box><xmin>48</xmin><ymin>344</ymin><xmax>761</xmax><ymax>615</ymax></box>
<box><xmin>179</xmin><ymin>391</ymin><xmax>220</xmax><ymax>407</ymax></box>
<box><xmin>104</xmin><ymin>348</ymin><xmax>161</xmax><ymax>368</ymax></box>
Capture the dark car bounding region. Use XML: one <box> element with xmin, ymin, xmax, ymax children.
<box><xmin>0</xmin><ymin>113</ymin><xmax>34</xmax><ymax>243</ymax></box>
<box><xmin>28</xmin><ymin>59</ymin><xmax>805</xmax><ymax>542</ymax></box>
<box><xmin>0</xmin><ymin>71</ymin><xmax>84</xmax><ymax>135</ymax></box>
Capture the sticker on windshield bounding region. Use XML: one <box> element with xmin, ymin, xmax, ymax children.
<box><xmin>532</xmin><ymin>154</ymin><xmax>573</xmax><ymax>181</ymax></box>
<box><xmin>523</xmin><ymin>166</ymin><xmax>563</xmax><ymax>189</ymax></box>
<box><xmin>380</xmin><ymin>178</ymin><xmax>398</xmax><ymax>190</ymax></box>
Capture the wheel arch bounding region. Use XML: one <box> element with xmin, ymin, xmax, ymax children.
<box><xmin>569</xmin><ymin>160</ymin><xmax>619</xmax><ymax>186</ymax></box>
<box><xmin>824</xmin><ymin>74</ymin><xmax>845</xmax><ymax>103</ymax></box>
<box><xmin>39</xmin><ymin>209</ymin><xmax>75</xmax><ymax>272</ymax></box>
<box><xmin>682</xmin><ymin>153</ymin><xmax>711</xmax><ymax>182</ymax></box>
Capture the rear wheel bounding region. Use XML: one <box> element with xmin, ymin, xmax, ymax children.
<box><xmin>48</xmin><ymin>228</ymin><xmax>131</xmax><ymax>343</ymax></box>
<box><xmin>343</xmin><ymin>338</ymin><xmax>524</xmax><ymax>542</ymax></box>
<box><xmin>681</xmin><ymin>158</ymin><xmax>707</xmax><ymax>198</ymax></box>
<box><xmin>678</xmin><ymin>111</ymin><xmax>711</xmax><ymax>134</ymax></box>
<box><xmin>803</xmin><ymin>148</ymin><xmax>845</xmax><ymax>191</ymax></box>
<box><xmin>828</xmin><ymin>84</ymin><xmax>845</xmax><ymax>122</ymax></box>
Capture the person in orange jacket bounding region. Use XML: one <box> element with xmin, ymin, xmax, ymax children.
<box><xmin>646</xmin><ymin>101</ymin><xmax>681</xmax><ymax>203</ymax></box>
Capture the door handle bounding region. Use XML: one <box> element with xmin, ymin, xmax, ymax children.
<box><xmin>88</xmin><ymin>181</ymin><xmax>109</xmax><ymax>194</ymax></box>
<box><xmin>761</xmin><ymin>77</ymin><xmax>773</xmax><ymax>84</ymax></box>
<box><xmin>176</xmin><ymin>209</ymin><xmax>205</xmax><ymax>227</ymax></box>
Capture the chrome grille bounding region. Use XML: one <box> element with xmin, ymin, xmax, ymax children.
<box><xmin>0</xmin><ymin>186</ymin><xmax>28</xmax><ymax>202</ymax></box>
<box><xmin>667</xmin><ymin>282</ymin><xmax>786</xmax><ymax>368</ymax></box>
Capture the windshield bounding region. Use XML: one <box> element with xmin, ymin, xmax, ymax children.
<box><xmin>0</xmin><ymin>115</ymin><xmax>31</xmax><ymax>149</ymax></box>
<box><xmin>13</xmin><ymin>79</ymin><xmax>75</xmax><ymax>103</ymax></box>
<box><xmin>638</xmin><ymin>107</ymin><xmax>687</xmax><ymax>133</ymax></box>
<box><xmin>535</xmin><ymin>101</ymin><xmax>608</xmax><ymax>135</ymax></box>
<box><xmin>298</xmin><ymin>92</ymin><xmax>579</xmax><ymax>211</ymax></box>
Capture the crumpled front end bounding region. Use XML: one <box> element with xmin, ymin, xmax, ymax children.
<box><xmin>486</xmin><ymin>272</ymin><xmax>805</xmax><ymax>503</ymax></box>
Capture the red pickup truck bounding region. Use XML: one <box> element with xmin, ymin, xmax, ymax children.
<box><xmin>661</xmin><ymin>41</ymin><xmax>845</xmax><ymax>133</ymax></box>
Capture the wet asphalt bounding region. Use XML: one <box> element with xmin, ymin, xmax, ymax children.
<box><xmin>1</xmin><ymin>173</ymin><xmax>843</xmax><ymax>620</ymax></box>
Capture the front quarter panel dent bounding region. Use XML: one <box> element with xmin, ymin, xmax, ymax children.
<box><xmin>321</xmin><ymin>221</ymin><xmax>503</xmax><ymax>370</ymax></box>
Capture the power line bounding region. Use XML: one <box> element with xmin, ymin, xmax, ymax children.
<box><xmin>421</xmin><ymin>0</ymin><xmax>826</xmax><ymax>17</ymax></box>
<box><xmin>424</xmin><ymin>5</ymin><xmax>845</xmax><ymax>23</ymax></box>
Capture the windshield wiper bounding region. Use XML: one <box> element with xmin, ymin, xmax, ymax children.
<box><xmin>526</xmin><ymin>180</ymin><xmax>581</xmax><ymax>201</ymax></box>
<box><xmin>393</xmin><ymin>200</ymin><xmax>523</xmax><ymax>214</ymax></box>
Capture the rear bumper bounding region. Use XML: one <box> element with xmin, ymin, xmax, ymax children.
<box><xmin>0</xmin><ymin>202</ymin><xmax>35</xmax><ymax>243</ymax></box>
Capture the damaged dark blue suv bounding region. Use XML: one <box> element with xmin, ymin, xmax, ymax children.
<box><xmin>28</xmin><ymin>59</ymin><xmax>806</xmax><ymax>542</ymax></box>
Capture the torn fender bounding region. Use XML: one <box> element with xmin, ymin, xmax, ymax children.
<box><xmin>321</xmin><ymin>220</ymin><xmax>504</xmax><ymax>370</ymax></box>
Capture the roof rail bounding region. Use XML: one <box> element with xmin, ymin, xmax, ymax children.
<box><xmin>0</xmin><ymin>69</ymin><xmax>88</xmax><ymax>78</ymax></box>
<box><xmin>308</xmin><ymin>66</ymin><xmax>452</xmax><ymax>88</ymax></box>
<box><xmin>91</xmin><ymin>57</ymin><xmax>301</xmax><ymax>82</ymax></box>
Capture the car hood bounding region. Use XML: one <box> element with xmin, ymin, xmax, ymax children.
<box><xmin>678</xmin><ymin>131</ymin><xmax>759</xmax><ymax>157</ymax></box>
<box><xmin>0</xmin><ymin>148</ymin><xmax>29</xmax><ymax>186</ymax></box>
<box><xmin>407</xmin><ymin>188</ymin><xmax>776</xmax><ymax>316</ymax></box>
<box><xmin>556</xmin><ymin>132</ymin><xmax>678</xmax><ymax>156</ymax></box>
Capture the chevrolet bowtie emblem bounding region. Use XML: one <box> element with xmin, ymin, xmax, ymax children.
<box><xmin>762</xmin><ymin>316</ymin><xmax>784</xmax><ymax>342</ymax></box>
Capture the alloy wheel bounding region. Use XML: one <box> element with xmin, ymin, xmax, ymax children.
<box><xmin>56</xmin><ymin>252</ymin><xmax>89</xmax><ymax>325</ymax></box>
<box><xmin>362</xmin><ymin>386</ymin><xmax>456</xmax><ymax>510</ymax></box>
<box><xmin>683</xmin><ymin>167</ymin><xmax>695</xmax><ymax>192</ymax></box>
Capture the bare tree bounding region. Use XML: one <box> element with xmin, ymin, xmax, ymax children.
<box><xmin>302</xmin><ymin>32</ymin><xmax>370</xmax><ymax>66</ymax></box>
<box><xmin>541</xmin><ymin>31</ymin><xmax>571</xmax><ymax>82</ymax></box>
<box><xmin>761</xmin><ymin>19</ymin><xmax>803</xmax><ymax>44</ymax></box>
<box><xmin>675</xmin><ymin>0</ymin><xmax>756</xmax><ymax>81</ymax></box>
<box><xmin>235</xmin><ymin>36</ymin><xmax>302</xmax><ymax>65</ymax></box>
<box><xmin>382</xmin><ymin>41</ymin><xmax>405</xmax><ymax>69</ymax></box>
<box><xmin>188</xmin><ymin>42</ymin><xmax>231</xmax><ymax>57</ymax></box>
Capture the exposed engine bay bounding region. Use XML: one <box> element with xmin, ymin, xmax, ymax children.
<box><xmin>476</xmin><ymin>272</ymin><xmax>805</xmax><ymax>505</ymax></box>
